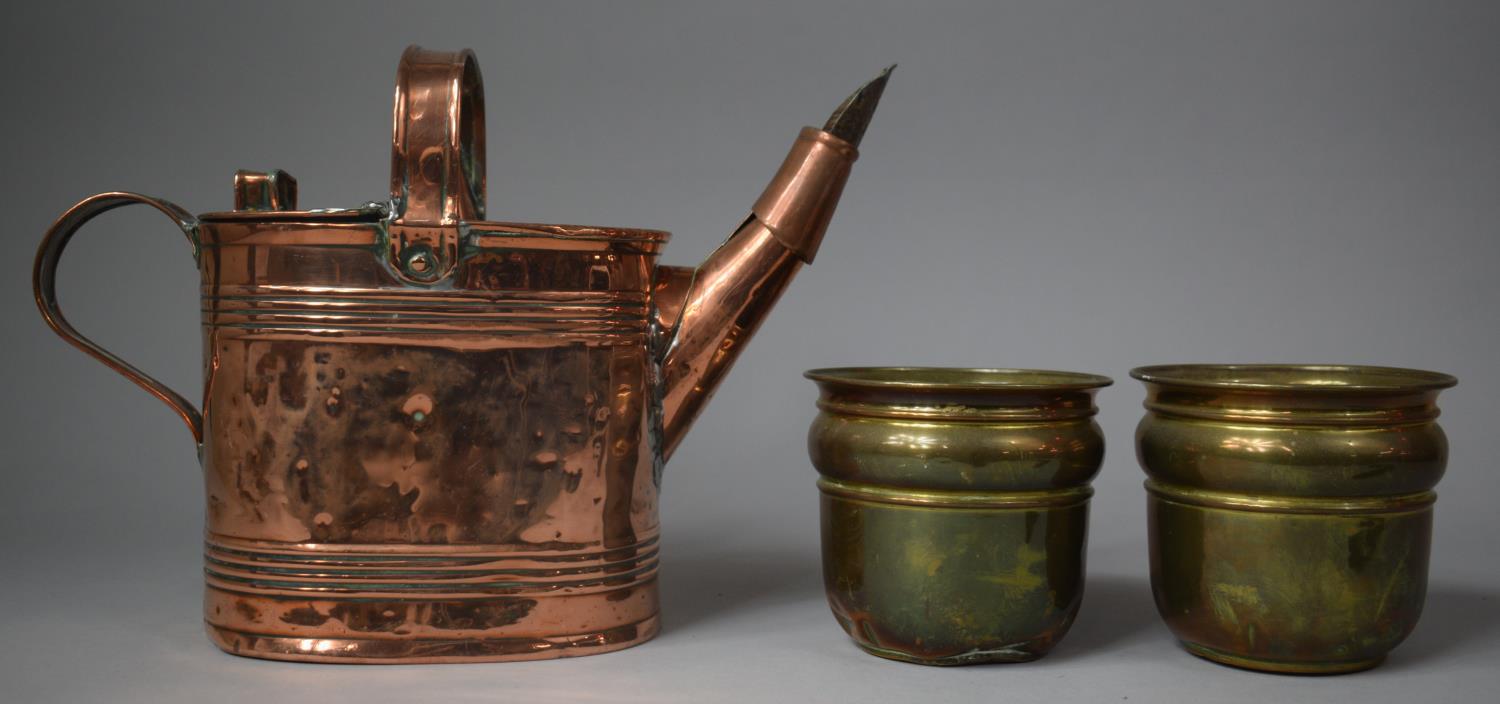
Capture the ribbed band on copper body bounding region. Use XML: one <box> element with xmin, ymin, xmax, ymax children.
<box><xmin>203</xmin><ymin>534</ymin><xmax>660</xmax><ymax>599</ymax></box>
<box><xmin>201</xmin><ymin>289</ymin><xmax>650</xmax><ymax>337</ymax></box>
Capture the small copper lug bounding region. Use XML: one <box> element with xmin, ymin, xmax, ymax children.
<box><xmin>233</xmin><ymin>169</ymin><xmax>298</xmax><ymax>211</ymax></box>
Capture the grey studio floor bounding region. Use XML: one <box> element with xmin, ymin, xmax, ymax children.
<box><xmin>5</xmin><ymin>504</ymin><xmax>1499</xmax><ymax>702</ymax></box>
<box><xmin>4</xmin><ymin>2</ymin><xmax>1499</xmax><ymax>703</ymax></box>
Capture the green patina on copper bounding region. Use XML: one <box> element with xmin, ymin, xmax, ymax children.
<box><xmin>805</xmin><ymin>367</ymin><xmax>1111</xmax><ymax>666</ymax></box>
<box><xmin>1132</xmin><ymin>363</ymin><xmax>1456</xmax><ymax>675</ymax></box>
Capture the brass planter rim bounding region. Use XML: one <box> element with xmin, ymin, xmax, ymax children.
<box><xmin>1130</xmin><ymin>363</ymin><xmax>1456</xmax><ymax>393</ymax></box>
<box><xmin>804</xmin><ymin>366</ymin><xmax>1113</xmax><ymax>391</ymax></box>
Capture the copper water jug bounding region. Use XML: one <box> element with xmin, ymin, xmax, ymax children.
<box><xmin>33</xmin><ymin>46</ymin><xmax>889</xmax><ymax>663</ymax></box>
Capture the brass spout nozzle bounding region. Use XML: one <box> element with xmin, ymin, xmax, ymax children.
<box><xmin>823</xmin><ymin>65</ymin><xmax>895</xmax><ymax>149</ymax></box>
<box><xmin>656</xmin><ymin>67</ymin><xmax>893</xmax><ymax>461</ymax></box>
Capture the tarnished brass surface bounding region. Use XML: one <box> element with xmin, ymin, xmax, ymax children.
<box><xmin>806</xmin><ymin>368</ymin><xmax>1111</xmax><ymax>665</ymax></box>
<box><xmin>1132</xmin><ymin>364</ymin><xmax>1457</xmax><ymax>674</ymax></box>
<box><xmin>32</xmin><ymin>47</ymin><xmax>888</xmax><ymax>663</ymax></box>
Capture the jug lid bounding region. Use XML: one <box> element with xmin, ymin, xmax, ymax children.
<box><xmin>196</xmin><ymin>46</ymin><xmax>668</xmax><ymax>282</ymax></box>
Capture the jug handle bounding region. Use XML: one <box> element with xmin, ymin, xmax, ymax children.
<box><xmin>384</xmin><ymin>46</ymin><xmax>484</xmax><ymax>284</ymax></box>
<box><xmin>390</xmin><ymin>45</ymin><xmax>485</xmax><ymax>224</ymax></box>
<box><xmin>33</xmin><ymin>192</ymin><xmax>204</xmax><ymax>445</ymax></box>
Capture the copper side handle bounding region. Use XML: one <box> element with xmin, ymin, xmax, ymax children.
<box><xmin>33</xmin><ymin>192</ymin><xmax>204</xmax><ymax>445</ymax></box>
<box><xmin>390</xmin><ymin>45</ymin><xmax>486</xmax><ymax>225</ymax></box>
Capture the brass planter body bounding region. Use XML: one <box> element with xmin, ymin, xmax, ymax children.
<box><xmin>32</xmin><ymin>47</ymin><xmax>876</xmax><ymax>663</ymax></box>
<box><xmin>1133</xmin><ymin>364</ymin><xmax>1457</xmax><ymax>674</ymax></box>
<box><xmin>806</xmin><ymin>368</ymin><xmax>1111</xmax><ymax>665</ymax></box>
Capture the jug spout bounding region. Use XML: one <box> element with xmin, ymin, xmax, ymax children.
<box><xmin>657</xmin><ymin>67</ymin><xmax>893</xmax><ymax>460</ymax></box>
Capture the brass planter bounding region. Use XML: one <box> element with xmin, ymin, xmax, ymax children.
<box><xmin>806</xmin><ymin>367</ymin><xmax>1111</xmax><ymax>665</ymax></box>
<box><xmin>1132</xmin><ymin>364</ymin><xmax>1457</xmax><ymax>674</ymax></box>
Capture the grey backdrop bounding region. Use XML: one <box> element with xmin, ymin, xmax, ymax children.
<box><xmin>3</xmin><ymin>1</ymin><xmax>1497</xmax><ymax>701</ymax></box>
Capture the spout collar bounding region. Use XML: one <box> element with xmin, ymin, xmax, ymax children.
<box><xmin>751</xmin><ymin>127</ymin><xmax>858</xmax><ymax>263</ymax></box>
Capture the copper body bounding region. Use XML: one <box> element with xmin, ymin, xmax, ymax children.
<box><xmin>32</xmin><ymin>47</ymin><xmax>868</xmax><ymax>663</ymax></box>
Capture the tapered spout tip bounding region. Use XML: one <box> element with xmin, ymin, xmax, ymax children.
<box><xmin>822</xmin><ymin>65</ymin><xmax>895</xmax><ymax>149</ymax></box>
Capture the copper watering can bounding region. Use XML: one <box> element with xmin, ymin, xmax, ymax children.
<box><xmin>33</xmin><ymin>46</ymin><xmax>889</xmax><ymax>663</ymax></box>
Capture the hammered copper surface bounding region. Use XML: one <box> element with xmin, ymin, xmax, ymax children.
<box><xmin>806</xmin><ymin>368</ymin><xmax>1111</xmax><ymax>665</ymax></box>
<box><xmin>1132</xmin><ymin>364</ymin><xmax>1457</xmax><ymax>674</ymax></box>
<box><xmin>32</xmin><ymin>46</ymin><xmax>888</xmax><ymax>663</ymax></box>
